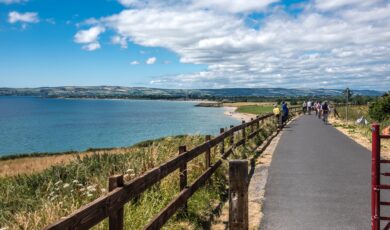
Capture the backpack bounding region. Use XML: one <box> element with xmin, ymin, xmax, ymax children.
<box><xmin>322</xmin><ymin>104</ymin><xmax>328</xmax><ymax>111</ymax></box>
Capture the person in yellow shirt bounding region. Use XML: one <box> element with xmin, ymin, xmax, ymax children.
<box><xmin>273</xmin><ymin>104</ymin><xmax>281</xmax><ymax>127</ymax></box>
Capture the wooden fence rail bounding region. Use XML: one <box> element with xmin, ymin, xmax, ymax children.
<box><xmin>44</xmin><ymin>106</ymin><xmax>301</xmax><ymax>230</ymax></box>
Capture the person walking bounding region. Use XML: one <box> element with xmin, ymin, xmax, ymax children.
<box><xmin>307</xmin><ymin>100</ymin><xmax>312</xmax><ymax>115</ymax></box>
<box><xmin>282</xmin><ymin>101</ymin><xmax>289</xmax><ymax>125</ymax></box>
<box><xmin>322</xmin><ymin>101</ymin><xmax>329</xmax><ymax>124</ymax></box>
<box><xmin>302</xmin><ymin>101</ymin><xmax>307</xmax><ymax>114</ymax></box>
<box><xmin>273</xmin><ymin>103</ymin><xmax>281</xmax><ymax>127</ymax></box>
<box><xmin>316</xmin><ymin>101</ymin><xmax>322</xmax><ymax>119</ymax></box>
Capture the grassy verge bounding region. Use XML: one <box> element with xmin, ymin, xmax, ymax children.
<box><xmin>235</xmin><ymin>105</ymin><xmax>273</xmax><ymax>115</ymax></box>
<box><xmin>330</xmin><ymin>105</ymin><xmax>390</xmax><ymax>156</ymax></box>
<box><xmin>0</xmin><ymin>118</ymin><xmax>281</xmax><ymax>230</ymax></box>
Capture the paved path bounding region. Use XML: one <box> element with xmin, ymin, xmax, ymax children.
<box><xmin>261</xmin><ymin>115</ymin><xmax>371</xmax><ymax>230</ymax></box>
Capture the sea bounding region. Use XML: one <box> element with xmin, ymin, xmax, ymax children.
<box><xmin>0</xmin><ymin>96</ymin><xmax>239</xmax><ymax>156</ymax></box>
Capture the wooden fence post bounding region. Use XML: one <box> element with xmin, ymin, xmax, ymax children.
<box><xmin>230</xmin><ymin>125</ymin><xmax>234</xmax><ymax>146</ymax></box>
<box><xmin>250</xmin><ymin>118</ymin><xmax>254</xmax><ymax>134</ymax></box>
<box><xmin>229</xmin><ymin>160</ymin><xmax>248</xmax><ymax>230</ymax></box>
<box><xmin>242</xmin><ymin>121</ymin><xmax>246</xmax><ymax>144</ymax></box>
<box><xmin>205</xmin><ymin>135</ymin><xmax>211</xmax><ymax>168</ymax></box>
<box><xmin>109</xmin><ymin>175</ymin><xmax>124</xmax><ymax>230</ymax></box>
<box><xmin>179</xmin><ymin>145</ymin><xmax>188</xmax><ymax>214</ymax></box>
<box><xmin>256</xmin><ymin>116</ymin><xmax>260</xmax><ymax>131</ymax></box>
<box><xmin>220</xmin><ymin>128</ymin><xmax>225</xmax><ymax>155</ymax></box>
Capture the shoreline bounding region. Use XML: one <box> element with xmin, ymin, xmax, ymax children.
<box><xmin>223</xmin><ymin>106</ymin><xmax>257</xmax><ymax>122</ymax></box>
<box><xmin>0</xmin><ymin>103</ymin><xmax>253</xmax><ymax>173</ymax></box>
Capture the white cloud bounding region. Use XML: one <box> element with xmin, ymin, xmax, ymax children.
<box><xmin>0</xmin><ymin>0</ymin><xmax>27</xmax><ymax>4</ymax></box>
<box><xmin>8</xmin><ymin>11</ymin><xmax>39</xmax><ymax>24</ymax></box>
<box><xmin>118</xmin><ymin>0</ymin><xmax>141</xmax><ymax>7</ymax></box>
<box><xmin>314</xmin><ymin>0</ymin><xmax>382</xmax><ymax>11</ymax></box>
<box><xmin>82</xmin><ymin>42</ymin><xmax>101</xmax><ymax>51</ymax></box>
<box><xmin>146</xmin><ymin>57</ymin><xmax>156</xmax><ymax>64</ymax></box>
<box><xmin>111</xmin><ymin>35</ymin><xmax>128</xmax><ymax>48</ymax></box>
<box><xmin>74</xmin><ymin>26</ymin><xmax>105</xmax><ymax>43</ymax></box>
<box><xmin>74</xmin><ymin>26</ymin><xmax>105</xmax><ymax>51</ymax></box>
<box><xmin>117</xmin><ymin>0</ymin><xmax>278</xmax><ymax>13</ymax></box>
<box><xmin>74</xmin><ymin>0</ymin><xmax>390</xmax><ymax>89</ymax></box>
<box><xmin>130</xmin><ymin>60</ymin><xmax>140</xmax><ymax>65</ymax></box>
<box><xmin>191</xmin><ymin>0</ymin><xmax>279</xmax><ymax>13</ymax></box>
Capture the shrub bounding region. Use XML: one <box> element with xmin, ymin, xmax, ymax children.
<box><xmin>369</xmin><ymin>93</ymin><xmax>390</xmax><ymax>122</ymax></box>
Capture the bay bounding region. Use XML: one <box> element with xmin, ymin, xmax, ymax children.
<box><xmin>0</xmin><ymin>96</ymin><xmax>239</xmax><ymax>156</ymax></box>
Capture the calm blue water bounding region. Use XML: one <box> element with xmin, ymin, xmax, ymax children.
<box><xmin>0</xmin><ymin>97</ymin><xmax>239</xmax><ymax>156</ymax></box>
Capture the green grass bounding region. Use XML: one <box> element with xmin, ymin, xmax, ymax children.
<box><xmin>235</xmin><ymin>105</ymin><xmax>273</xmax><ymax>115</ymax></box>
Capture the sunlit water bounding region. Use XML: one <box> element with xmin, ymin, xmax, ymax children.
<box><xmin>0</xmin><ymin>97</ymin><xmax>239</xmax><ymax>156</ymax></box>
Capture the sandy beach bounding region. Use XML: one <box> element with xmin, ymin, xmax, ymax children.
<box><xmin>223</xmin><ymin>106</ymin><xmax>257</xmax><ymax>122</ymax></box>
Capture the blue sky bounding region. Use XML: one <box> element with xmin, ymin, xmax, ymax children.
<box><xmin>0</xmin><ymin>0</ymin><xmax>389</xmax><ymax>90</ymax></box>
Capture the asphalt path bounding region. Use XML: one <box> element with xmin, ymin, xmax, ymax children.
<box><xmin>261</xmin><ymin>114</ymin><xmax>372</xmax><ymax>230</ymax></box>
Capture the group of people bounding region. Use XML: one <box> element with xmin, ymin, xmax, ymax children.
<box><xmin>273</xmin><ymin>101</ymin><xmax>289</xmax><ymax>127</ymax></box>
<box><xmin>272</xmin><ymin>100</ymin><xmax>331</xmax><ymax>126</ymax></box>
<box><xmin>302</xmin><ymin>100</ymin><xmax>330</xmax><ymax>123</ymax></box>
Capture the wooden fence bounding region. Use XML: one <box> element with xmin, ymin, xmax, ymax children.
<box><xmin>44</xmin><ymin>107</ymin><xmax>301</xmax><ymax>230</ymax></box>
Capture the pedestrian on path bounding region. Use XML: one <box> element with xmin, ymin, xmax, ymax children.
<box><xmin>307</xmin><ymin>100</ymin><xmax>312</xmax><ymax>115</ymax></box>
<box><xmin>302</xmin><ymin>101</ymin><xmax>307</xmax><ymax>114</ymax></box>
<box><xmin>273</xmin><ymin>104</ymin><xmax>281</xmax><ymax>127</ymax></box>
<box><xmin>322</xmin><ymin>101</ymin><xmax>329</xmax><ymax>124</ymax></box>
<box><xmin>316</xmin><ymin>101</ymin><xmax>322</xmax><ymax>119</ymax></box>
<box><xmin>282</xmin><ymin>101</ymin><xmax>289</xmax><ymax>124</ymax></box>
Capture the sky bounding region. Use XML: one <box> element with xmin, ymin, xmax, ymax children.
<box><xmin>0</xmin><ymin>0</ymin><xmax>389</xmax><ymax>90</ymax></box>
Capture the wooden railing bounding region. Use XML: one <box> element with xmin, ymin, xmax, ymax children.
<box><xmin>44</xmin><ymin>106</ymin><xmax>301</xmax><ymax>230</ymax></box>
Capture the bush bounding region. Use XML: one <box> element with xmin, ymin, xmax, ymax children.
<box><xmin>369</xmin><ymin>93</ymin><xmax>390</xmax><ymax>122</ymax></box>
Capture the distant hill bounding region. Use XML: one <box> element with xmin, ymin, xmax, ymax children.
<box><xmin>0</xmin><ymin>86</ymin><xmax>384</xmax><ymax>98</ymax></box>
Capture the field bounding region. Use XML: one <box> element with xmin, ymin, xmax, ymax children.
<box><xmin>235</xmin><ymin>105</ymin><xmax>273</xmax><ymax>115</ymax></box>
<box><xmin>0</xmin><ymin>118</ymin><xmax>280</xmax><ymax>230</ymax></box>
<box><xmin>222</xmin><ymin>102</ymin><xmax>274</xmax><ymax>107</ymax></box>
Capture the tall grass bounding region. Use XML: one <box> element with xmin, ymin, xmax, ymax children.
<box><xmin>333</xmin><ymin>105</ymin><xmax>390</xmax><ymax>140</ymax></box>
<box><xmin>335</xmin><ymin>105</ymin><xmax>369</xmax><ymax>122</ymax></box>
<box><xmin>0</xmin><ymin>116</ymin><xmax>281</xmax><ymax>230</ymax></box>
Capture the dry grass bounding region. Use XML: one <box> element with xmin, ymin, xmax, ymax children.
<box><xmin>1</xmin><ymin>135</ymin><xmax>229</xmax><ymax>229</ymax></box>
<box><xmin>330</xmin><ymin>116</ymin><xmax>390</xmax><ymax>158</ymax></box>
<box><xmin>0</xmin><ymin>148</ymin><xmax>137</xmax><ymax>177</ymax></box>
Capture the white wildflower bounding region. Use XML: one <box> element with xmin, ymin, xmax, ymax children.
<box><xmin>76</xmin><ymin>183</ymin><xmax>83</xmax><ymax>187</ymax></box>
<box><xmin>63</xmin><ymin>183</ymin><xmax>70</xmax><ymax>189</ymax></box>
<box><xmin>0</xmin><ymin>227</ymin><xmax>9</xmax><ymax>230</ymax></box>
<box><xmin>54</xmin><ymin>180</ymin><xmax>62</xmax><ymax>186</ymax></box>
<box><xmin>87</xmin><ymin>193</ymin><xmax>93</xmax><ymax>197</ymax></box>
<box><xmin>126</xmin><ymin>169</ymin><xmax>134</xmax><ymax>173</ymax></box>
<box><xmin>72</xmin><ymin>180</ymin><xmax>79</xmax><ymax>184</ymax></box>
<box><xmin>100</xmin><ymin>188</ymin><xmax>106</xmax><ymax>193</ymax></box>
<box><xmin>86</xmin><ymin>185</ymin><xmax>97</xmax><ymax>192</ymax></box>
<box><xmin>79</xmin><ymin>188</ymin><xmax>86</xmax><ymax>192</ymax></box>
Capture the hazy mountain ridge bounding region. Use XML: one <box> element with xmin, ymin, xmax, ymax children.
<box><xmin>0</xmin><ymin>86</ymin><xmax>383</xmax><ymax>98</ymax></box>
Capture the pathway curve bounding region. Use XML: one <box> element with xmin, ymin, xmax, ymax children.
<box><xmin>261</xmin><ymin>114</ymin><xmax>371</xmax><ymax>230</ymax></box>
